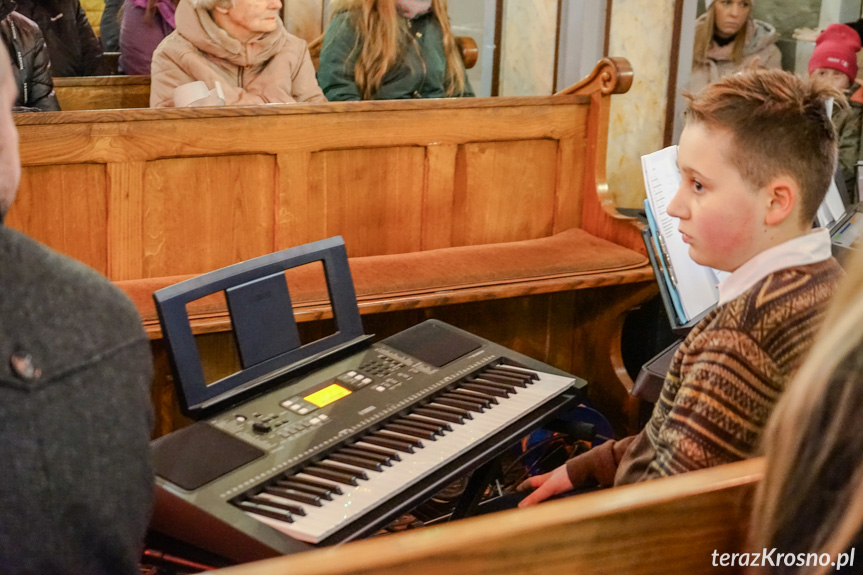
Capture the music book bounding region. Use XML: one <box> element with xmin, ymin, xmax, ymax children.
<box><xmin>641</xmin><ymin>146</ymin><xmax>724</xmax><ymax>327</ymax></box>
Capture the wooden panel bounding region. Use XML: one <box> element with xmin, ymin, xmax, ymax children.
<box><xmin>107</xmin><ymin>162</ymin><xmax>145</xmax><ymax>280</ymax></box>
<box><xmin>141</xmin><ymin>155</ymin><xmax>276</xmax><ymax>277</ymax></box>
<box><xmin>421</xmin><ymin>144</ymin><xmax>458</xmax><ymax>250</ymax></box>
<box><xmin>16</xmin><ymin>103</ymin><xmax>587</xmax><ymax>167</ymax></box>
<box><xmin>275</xmin><ymin>152</ymin><xmax>313</xmax><ymax>250</ymax></box>
<box><xmin>212</xmin><ymin>458</ymin><xmax>762</xmax><ymax>575</ymax></box>
<box><xmin>6</xmin><ymin>163</ymin><xmax>108</xmax><ymax>273</ymax></box>
<box><xmin>310</xmin><ymin>147</ymin><xmax>425</xmax><ymax>257</ymax></box>
<box><xmin>453</xmin><ymin>139</ymin><xmax>558</xmax><ymax>246</ymax></box>
<box><xmin>552</xmin><ymin>137</ymin><xmax>585</xmax><ymax>234</ymax></box>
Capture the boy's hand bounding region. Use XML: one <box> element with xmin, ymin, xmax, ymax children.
<box><xmin>516</xmin><ymin>464</ymin><xmax>573</xmax><ymax>508</ymax></box>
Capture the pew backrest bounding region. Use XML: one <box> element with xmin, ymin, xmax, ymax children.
<box><xmin>209</xmin><ymin>458</ymin><xmax>764</xmax><ymax>575</ymax></box>
<box><xmin>53</xmin><ymin>74</ymin><xmax>150</xmax><ymax>110</ymax></box>
<box><xmin>53</xmin><ymin>36</ymin><xmax>477</xmax><ymax>112</ymax></box>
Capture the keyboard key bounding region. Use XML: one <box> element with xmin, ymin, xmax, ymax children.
<box><xmin>237</xmin><ymin>500</ymin><xmax>293</xmax><ymax>523</ymax></box>
<box><xmin>266</xmin><ymin>486</ymin><xmax>323</xmax><ymax>507</ymax></box>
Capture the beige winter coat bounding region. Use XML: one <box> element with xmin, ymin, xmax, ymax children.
<box><xmin>689</xmin><ymin>15</ymin><xmax>782</xmax><ymax>93</ymax></box>
<box><xmin>150</xmin><ymin>0</ymin><xmax>326</xmax><ymax>107</ymax></box>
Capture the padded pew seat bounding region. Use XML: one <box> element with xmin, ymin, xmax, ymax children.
<box><xmin>119</xmin><ymin>228</ymin><xmax>651</xmax><ymax>338</ymax></box>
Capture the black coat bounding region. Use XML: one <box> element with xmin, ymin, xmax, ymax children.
<box><xmin>13</xmin><ymin>0</ymin><xmax>106</xmax><ymax>76</ymax></box>
<box><xmin>1</xmin><ymin>11</ymin><xmax>60</xmax><ymax>111</ymax></box>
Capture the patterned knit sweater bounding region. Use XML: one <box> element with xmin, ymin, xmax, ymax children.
<box><xmin>608</xmin><ymin>259</ymin><xmax>843</xmax><ymax>485</ymax></box>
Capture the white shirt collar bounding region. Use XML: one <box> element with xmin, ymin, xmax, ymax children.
<box><xmin>717</xmin><ymin>229</ymin><xmax>832</xmax><ymax>306</ymax></box>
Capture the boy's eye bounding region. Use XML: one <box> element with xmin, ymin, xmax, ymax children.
<box><xmin>692</xmin><ymin>179</ymin><xmax>704</xmax><ymax>192</ymax></box>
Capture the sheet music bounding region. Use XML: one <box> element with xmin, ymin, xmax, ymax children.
<box><xmin>816</xmin><ymin>179</ymin><xmax>846</xmax><ymax>228</ymax></box>
<box><xmin>642</xmin><ymin>146</ymin><xmax>720</xmax><ymax>323</ymax></box>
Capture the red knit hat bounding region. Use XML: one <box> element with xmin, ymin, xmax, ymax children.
<box><xmin>809</xmin><ymin>23</ymin><xmax>861</xmax><ymax>82</ymax></box>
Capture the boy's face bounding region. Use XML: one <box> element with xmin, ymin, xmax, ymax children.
<box><xmin>668</xmin><ymin>122</ymin><xmax>769</xmax><ymax>272</ymax></box>
<box><xmin>811</xmin><ymin>68</ymin><xmax>851</xmax><ymax>92</ymax></box>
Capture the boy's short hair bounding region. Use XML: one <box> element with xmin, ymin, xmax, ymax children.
<box><xmin>684</xmin><ymin>69</ymin><xmax>839</xmax><ymax>225</ymax></box>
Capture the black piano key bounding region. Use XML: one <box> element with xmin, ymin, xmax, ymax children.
<box><xmin>385</xmin><ymin>422</ymin><xmax>438</xmax><ymax>441</ymax></box>
<box><xmin>303</xmin><ymin>465</ymin><xmax>359</xmax><ymax>486</ymax></box>
<box><xmin>252</xmin><ymin>494</ymin><xmax>307</xmax><ymax>516</ymax></box>
<box><xmin>329</xmin><ymin>452</ymin><xmax>383</xmax><ymax>472</ymax></box>
<box><xmin>471</xmin><ymin>378</ymin><xmax>517</xmax><ymax>393</ymax></box>
<box><xmin>480</xmin><ymin>371</ymin><xmax>529</xmax><ymax>387</ymax></box>
<box><xmin>413</xmin><ymin>407</ymin><xmax>465</xmax><ymax>425</ymax></box>
<box><xmin>394</xmin><ymin>417</ymin><xmax>446</xmax><ymax>435</ymax></box>
<box><xmin>315</xmin><ymin>461</ymin><xmax>369</xmax><ymax>481</ymax></box>
<box><xmin>376</xmin><ymin>430</ymin><xmax>424</xmax><ymax>449</ymax></box>
<box><xmin>237</xmin><ymin>500</ymin><xmax>293</xmax><ymax>523</ymax></box>
<box><xmin>266</xmin><ymin>485</ymin><xmax>324</xmax><ymax>507</ymax></box>
<box><xmin>345</xmin><ymin>444</ymin><xmax>400</xmax><ymax>463</ymax></box>
<box><xmin>426</xmin><ymin>402</ymin><xmax>474</xmax><ymax>419</ymax></box>
<box><xmin>449</xmin><ymin>387</ymin><xmax>499</xmax><ymax>404</ymax></box>
<box><xmin>404</xmin><ymin>413</ymin><xmax>453</xmax><ymax>431</ymax></box>
<box><xmin>461</xmin><ymin>382</ymin><xmax>510</xmax><ymax>398</ymax></box>
<box><xmin>277</xmin><ymin>477</ymin><xmax>339</xmax><ymax>498</ymax></box>
<box><xmin>362</xmin><ymin>435</ymin><xmax>416</xmax><ymax>453</ymax></box>
<box><xmin>433</xmin><ymin>396</ymin><xmax>485</xmax><ymax>413</ymax></box>
<box><xmin>443</xmin><ymin>390</ymin><xmax>494</xmax><ymax>408</ymax></box>
<box><xmin>493</xmin><ymin>364</ymin><xmax>540</xmax><ymax>380</ymax></box>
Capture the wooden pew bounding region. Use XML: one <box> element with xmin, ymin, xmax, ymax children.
<box><xmin>9</xmin><ymin>58</ymin><xmax>657</xmax><ymax>437</ymax></box>
<box><xmin>207</xmin><ymin>458</ymin><xmax>764</xmax><ymax>575</ymax></box>
<box><xmin>52</xmin><ymin>37</ymin><xmax>477</xmax><ymax>111</ymax></box>
<box><xmin>53</xmin><ymin>75</ymin><xmax>150</xmax><ymax>110</ymax></box>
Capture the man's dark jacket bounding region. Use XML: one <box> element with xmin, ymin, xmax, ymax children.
<box><xmin>13</xmin><ymin>0</ymin><xmax>106</xmax><ymax>76</ymax></box>
<box><xmin>0</xmin><ymin>224</ymin><xmax>154</xmax><ymax>574</ymax></box>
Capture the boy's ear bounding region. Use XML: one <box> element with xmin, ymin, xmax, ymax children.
<box><xmin>763</xmin><ymin>177</ymin><xmax>798</xmax><ymax>227</ymax></box>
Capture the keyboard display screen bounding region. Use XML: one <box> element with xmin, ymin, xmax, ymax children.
<box><xmin>305</xmin><ymin>383</ymin><xmax>352</xmax><ymax>408</ymax></box>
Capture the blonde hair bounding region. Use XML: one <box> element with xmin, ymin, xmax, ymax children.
<box><xmin>751</xmin><ymin>249</ymin><xmax>862</xmax><ymax>573</ymax></box>
<box><xmin>693</xmin><ymin>3</ymin><xmax>749</xmax><ymax>65</ymax></box>
<box><xmin>329</xmin><ymin>0</ymin><xmax>466</xmax><ymax>99</ymax></box>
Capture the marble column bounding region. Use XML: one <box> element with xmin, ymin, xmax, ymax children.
<box><xmin>606</xmin><ymin>0</ymin><xmax>677</xmax><ymax>208</ymax></box>
<box><xmin>499</xmin><ymin>0</ymin><xmax>559</xmax><ymax>96</ymax></box>
<box><xmin>285</xmin><ymin>0</ymin><xmax>325</xmax><ymax>43</ymax></box>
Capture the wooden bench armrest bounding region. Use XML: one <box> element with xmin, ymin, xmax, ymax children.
<box><xmin>210</xmin><ymin>458</ymin><xmax>763</xmax><ymax>575</ymax></box>
<box><xmin>455</xmin><ymin>36</ymin><xmax>478</xmax><ymax>69</ymax></box>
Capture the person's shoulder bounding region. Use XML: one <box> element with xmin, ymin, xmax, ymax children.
<box><xmin>6</xmin><ymin>11</ymin><xmax>47</xmax><ymax>53</ymax></box>
<box><xmin>6</xmin><ymin>11</ymin><xmax>39</xmax><ymax>31</ymax></box>
<box><xmin>323</xmin><ymin>9</ymin><xmax>358</xmax><ymax>37</ymax></box>
<box><xmin>750</xmin><ymin>18</ymin><xmax>779</xmax><ymax>46</ymax></box>
<box><xmin>736</xmin><ymin>259</ymin><xmax>843</xmax><ymax>316</ymax></box>
<box><xmin>0</xmin><ymin>226</ymin><xmax>144</xmax><ymax>336</ymax></box>
<box><xmin>151</xmin><ymin>29</ymin><xmax>192</xmax><ymax>62</ymax></box>
<box><xmin>282</xmin><ymin>30</ymin><xmax>311</xmax><ymax>55</ymax></box>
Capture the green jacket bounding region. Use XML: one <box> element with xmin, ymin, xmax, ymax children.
<box><xmin>317</xmin><ymin>10</ymin><xmax>474</xmax><ymax>101</ymax></box>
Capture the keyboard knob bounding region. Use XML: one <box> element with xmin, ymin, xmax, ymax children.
<box><xmin>252</xmin><ymin>421</ymin><xmax>272</xmax><ymax>434</ymax></box>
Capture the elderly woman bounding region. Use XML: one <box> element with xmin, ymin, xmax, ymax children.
<box><xmin>149</xmin><ymin>0</ymin><xmax>325</xmax><ymax>107</ymax></box>
<box><xmin>317</xmin><ymin>0</ymin><xmax>473</xmax><ymax>101</ymax></box>
<box><xmin>689</xmin><ymin>0</ymin><xmax>781</xmax><ymax>93</ymax></box>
